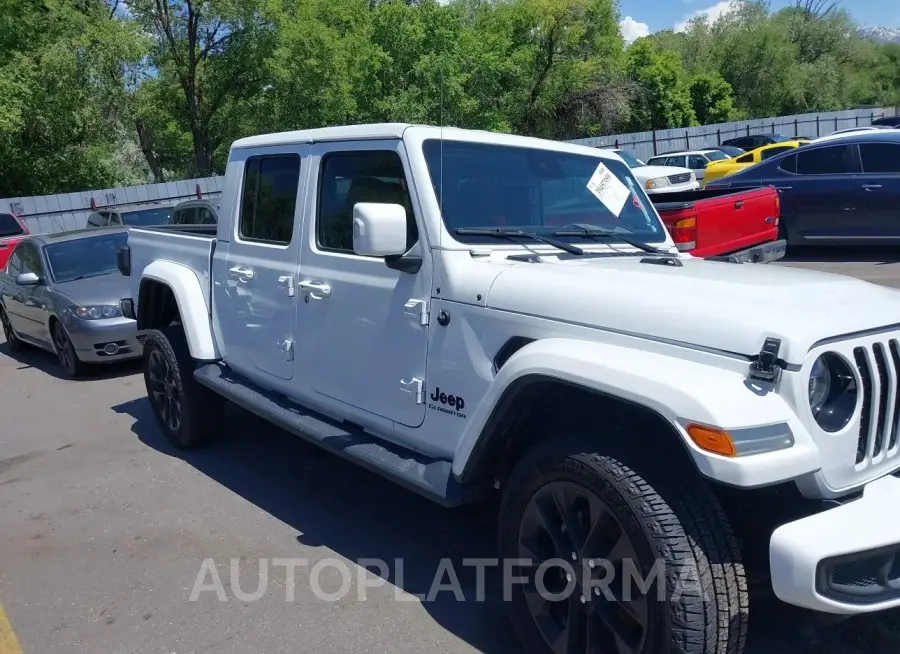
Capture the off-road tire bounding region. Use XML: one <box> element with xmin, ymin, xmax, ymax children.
<box><xmin>0</xmin><ymin>306</ymin><xmax>25</xmax><ymax>353</ymax></box>
<box><xmin>142</xmin><ymin>325</ymin><xmax>223</xmax><ymax>448</ymax></box>
<box><xmin>499</xmin><ymin>435</ymin><xmax>749</xmax><ymax>654</ymax></box>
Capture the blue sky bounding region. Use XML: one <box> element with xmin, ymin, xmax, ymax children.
<box><xmin>618</xmin><ymin>0</ymin><xmax>900</xmax><ymax>43</ymax></box>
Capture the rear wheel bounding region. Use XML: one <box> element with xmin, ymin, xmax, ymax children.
<box><xmin>142</xmin><ymin>325</ymin><xmax>222</xmax><ymax>448</ymax></box>
<box><xmin>499</xmin><ymin>436</ymin><xmax>748</xmax><ymax>654</ymax></box>
<box><xmin>52</xmin><ymin>321</ymin><xmax>83</xmax><ymax>378</ymax></box>
<box><xmin>0</xmin><ymin>307</ymin><xmax>25</xmax><ymax>353</ymax></box>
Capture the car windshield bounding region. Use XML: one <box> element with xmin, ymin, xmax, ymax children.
<box><xmin>612</xmin><ymin>150</ymin><xmax>645</xmax><ymax>169</ymax></box>
<box><xmin>422</xmin><ymin>139</ymin><xmax>668</xmax><ymax>245</ymax></box>
<box><xmin>120</xmin><ymin>207</ymin><xmax>172</xmax><ymax>226</ymax></box>
<box><xmin>704</xmin><ymin>150</ymin><xmax>730</xmax><ymax>161</ymax></box>
<box><xmin>44</xmin><ymin>232</ymin><xmax>128</xmax><ymax>283</ymax></box>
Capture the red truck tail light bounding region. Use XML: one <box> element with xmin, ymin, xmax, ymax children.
<box><xmin>671</xmin><ymin>216</ymin><xmax>697</xmax><ymax>251</ymax></box>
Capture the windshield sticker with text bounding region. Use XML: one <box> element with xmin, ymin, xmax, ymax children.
<box><xmin>586</xmin><ymin>162</ymin><xmax>630</xmax><ymax>217</ymax></box>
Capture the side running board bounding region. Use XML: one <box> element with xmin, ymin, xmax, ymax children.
<box><xmin>193</xmin><ymin>363</ymin><xmax>471</xmax><ymax>507</ymax></box>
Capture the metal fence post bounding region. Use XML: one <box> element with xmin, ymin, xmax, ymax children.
<box><xmin>652</xmin><ymin>130</ymin><xmax>657</xmax><ymax>156</ymax></box>
<box><xmin>816</xmin><ymin>115</ymin><xmax>820</xmax><ymax>136</ymax></box>
<box><xmin>685</xmin><ymin>130</ymin><xmax>690</xmax><ymax>149</ymax></box>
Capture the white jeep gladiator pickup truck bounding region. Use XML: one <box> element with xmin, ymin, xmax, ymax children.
<box><xmin>117</xmin><ymin>123</ymin><xmax>900</xmax><ymax>654</ymax></box>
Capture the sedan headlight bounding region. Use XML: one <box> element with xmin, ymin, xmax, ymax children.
<box><xmin>808</xmin><ymin>352</ymin><xmax>857</xmax><ymax>432</ymax></box>
<box><xmin>646</xmin><ymin>176</ymin><xmax>670</xmax><ymax>190</ymax></box>
<box><xmin>71</xmin><ymin>305</ymin><xmax>122</xmax><ymax>320</ymax></box>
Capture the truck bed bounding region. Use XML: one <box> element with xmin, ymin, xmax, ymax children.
<box><xmin>122</xmin><ymin>225</ymin><xmax>218</xmax><ymax>315</ymax></box>
<box><xmin>650</xmin><ymin>186</ymin><xmax>780</xmax><ymax>258</ymax></box>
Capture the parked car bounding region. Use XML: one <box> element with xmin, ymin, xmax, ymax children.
<box><xmin>715</xmin><ymin>145</ymin><xmax>746</xmax><ymax>157</ymax></box>
<box><xmin>649</xmin><ymin>186</ymin><xmax>783</xmax><ymax>261</ymax></box>
<box><xmin>607</xmin><ymin>148</ymin><xmax>699</xmax><ymax>194</ymax></box>
<box><xmin>119</xmin><ymin>123</ymin><xmax>900</xmax><ymax>654</ymax></box>
<box><xmin>85</xmin><ymin>202</ymin><xmax>173</xmax><ymax>229</ymax></box>
<box><xmin>0</xmin><ymin>212</ymin><xmax>29</xmax><ymax>269</ymax></box>
<box><xmin>0</xmin><ymin>227</ymin><xmax>141</xmax><ymax>377</ymax></box>
<box><xmin>705</xmin><ymin>130</ymin><xmax>900</xmax><ymax>245</ymax></box>
<box><xmin>811</xmin><ymin>125</ymin><xmax>895</xmax><ymax>144</ymax></box>
<box><xmin>703</xmin><ymin>140</ymin><xmax>806</xmax><ymax>185</ymax></box>
<box><xmin>646</xmin><ymin>149</ymin><xmax>731</xmax><ymax>183</ymax></box>
<box><xmin>171</xmin><ymin>199</ymin><xmax>218</xmax><ymax>225</ymax></box>
<box><xmin>872</xmin><ymin>115</ymin><xmax>900</xmax><ymax>128</ymax></box>
<box><xmin>721</xmin><ymin>133</ymin><xmax>791</xmax><ymax>149</ymax></box>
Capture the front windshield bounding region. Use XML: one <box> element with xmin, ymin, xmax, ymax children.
<box><xmin>422</xmin><ymin>140</ymin><xmax>668</xmax><ymax>245</ymax></box>
<box><xmin>613</xmin><ymin>150</ymin><xmax>645</xmax><ymax>169</ymax></box>
<box><xmin>44</xmin><ymin>232</ymin><xmax>128</xmax><ymax>283</ymax></box>
<box><xmin>705</xmin><ymin>150</ymin><xmax>730</xmax><ymax>161</ymax></box>
<box><xmin>121</xmin><ymin>207</ymin><xmax>172</xmax><ymax>226</ymax></box>
<box><xmin>770</xmin><ymin>134</ymin><xmax>790</xmax><ymax>143</ymax></box>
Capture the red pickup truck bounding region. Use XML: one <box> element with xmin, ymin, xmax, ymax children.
<box><xmin>0</xmin><ymin>213</ymin><xmax>29</xmax><ymax>269</ymax></box>
<box><xmin>650</xmin><ymin>186</ymin><xmax>785</xmax><ymax>263</ymax></box>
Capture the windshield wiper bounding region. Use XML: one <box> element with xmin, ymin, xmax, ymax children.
<box><xmin>551</xmin><ymin>225</ymin><xmax>665</xmax><ymax>254</ymax></box>
<box><xmin>455</xmin><ymin>228</ymin><xmax>584</xmax><ymax>256</ymax></box>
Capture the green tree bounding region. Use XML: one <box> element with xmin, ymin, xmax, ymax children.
<box><xmin>689</xmin><ymin>73</ymin><xmax>736</xmax><ymax>124</ymax></box>
<box><xmin>625</xmin><ymin>38</ymin><xmax>696</xmax><ymax>130</ymax></box>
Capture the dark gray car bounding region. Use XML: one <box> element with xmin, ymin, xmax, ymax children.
<box><xmin>0</xmin><ymin>227</ymin><xmax>140</xmax><ymax>377</ymax></box>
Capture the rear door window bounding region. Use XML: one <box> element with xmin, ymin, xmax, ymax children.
<box><xmin>688</xmin><ymin>155</ymin><xmax>708</xmax><ymax>169</ymax></box>
<box><xmin>239</xmin><ymin>155</ymin><xmax>302</xmax><ymax>244</ymax></box>
<box><xmin>0</xmin><ymin>214</ymin><xmax>23</xmax><ymax>238</ymax></box>
<box><xmin>795</xmin><ymin>145</ymin><xmax>861</xmax><ymax>175</ymax></box>
<box><xmin>860</xmin><ymin>143</ymin><xmax>900</xmax><ymax>174</ymax></box>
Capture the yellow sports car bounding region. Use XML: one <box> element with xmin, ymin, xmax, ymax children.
<box><xmin>703</xmin><ymin>140</ymin><xmax>806</xmax><ymax>185</ymax></box>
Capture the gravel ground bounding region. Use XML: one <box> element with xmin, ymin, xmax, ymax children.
<box><xmin>1</xmin><ymin>248</ymin><xmax>900</xmax><ymax>653</ymax></box>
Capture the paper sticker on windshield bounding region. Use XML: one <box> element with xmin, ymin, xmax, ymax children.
<box><xmin>586</xmin><ymin>162</ymin><xmax>630</xmax><ymax>216</ymax></box>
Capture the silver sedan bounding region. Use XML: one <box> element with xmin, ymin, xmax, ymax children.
<box><xmin>0</xmin><ymin>227</ymin><xmax>141</xmax><ymax>377</ymax></box>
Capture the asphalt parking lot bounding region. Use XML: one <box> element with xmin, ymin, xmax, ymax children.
<box><xmin>2</xmin><ymin>248</ymin><xmax>900</xmax><ymax>654</ymax></box>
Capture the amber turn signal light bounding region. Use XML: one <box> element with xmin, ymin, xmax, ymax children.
<box><xmin>685</xmin><ymin>424</ymin><xmax>737</xmax><ymax>458</ymax></box>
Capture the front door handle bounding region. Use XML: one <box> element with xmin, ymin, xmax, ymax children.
<box><xmin>298</xmin><ymin>280</ymin><xmax>332</xmax><ymax>299</ymax></box>
<box><xmin>774</xmin><ymin>186</ymin><xmax>792</xmax><ymax>191</ymax></box>
<box><xmin>862</xmin><ymin>184</ymin><xmax>882</xmax><ymax>190</ymax></box>
<box><xmin>228</xmin><ymin>265</ymin><xmax>255</xmax><ymax>282</ymax></box>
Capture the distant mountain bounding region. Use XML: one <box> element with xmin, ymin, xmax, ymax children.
<box><xmin>859</xmin><ymin>27</ymin><xmax>900</xmax><ymax>44</ymax></box>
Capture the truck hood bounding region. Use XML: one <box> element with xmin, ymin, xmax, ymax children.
<box><xmin>486</xmin><ymin>255</ymin><xmax>900</xmax><ymax>364</ymax></box>
<box><xmin>630</xmin><ymin>165</ymin><xmax>693</xmax><ymax>182</ymax></box>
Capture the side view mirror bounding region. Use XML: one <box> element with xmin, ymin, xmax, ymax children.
<box><xmin>16</xmin><ymin>272</ymin><xmax>40</xmax><ymax>286</ymax></box>
<box><xmin>352</xmin><ymin>203</ymin><xmax>409</xmax><ymax>257</ymax></box>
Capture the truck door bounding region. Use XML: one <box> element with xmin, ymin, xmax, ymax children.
<box><xmin>296</xmin><ymin>141</ymin><xmax>431</xmax><ymax>429</ymax></box>
<box><xmin>212</xmin><ymin>145</ymin><xmax>308</xmax><ymax>382</ymax></box>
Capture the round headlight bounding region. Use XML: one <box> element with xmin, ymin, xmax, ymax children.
<box><xmin>808</xmin><ymin>352</ymin><xmax>857</xmax><ymax>433</ymax></box>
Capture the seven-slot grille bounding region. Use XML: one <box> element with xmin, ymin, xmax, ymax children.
<box><xmin>667</xmin><ymin>173</ymin><xmax>692</xmax><ymax>185</ymax></box>
<box><xmin>853</xmin><ymin>341</ymin><xmax>900</xmax><ymax>465</ymax></box>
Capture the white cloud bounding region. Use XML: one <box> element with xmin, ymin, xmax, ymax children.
<box><xmin>674</xmin><ymin>0</ymin><xmax>739</xmax><ymax>33</ymax></box>
<box><xmin>619</xmin><ymin>16</ymin><xmax>650</xmax><ymax>44</ymax></box>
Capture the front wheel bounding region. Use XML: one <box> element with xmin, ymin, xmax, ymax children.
<box><xmin>52</xmin><ymin>321</ymin><xmax>83</xmax><ymax>378</ymax></box>
<box><xmin>499</xmin><ymin>438</ymin><xmax>748</xmax><ymax>654</ymax></box>
<box><xmin>0</xmin><ymin>307</ymin><xmax>25</xmax><ymax>353</ymax></box>
<box><xmin>142</xmin><ymin>326</ymin><xmax>223</xmax><ymax>448</ymax></box>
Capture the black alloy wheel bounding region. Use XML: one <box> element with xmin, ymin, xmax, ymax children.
<box><xmin>52</xmin><ymin>321</ymin><xmax>82</xmax><ymax>377</ymax></box>
<box><xmin>517</xmin><ymin>481</ymin><xmax>648</xmax><ymax>654</ymax></box>
<box><xmin>147</xmin><ymin>347</ymin><xmax>182</xmax><ymax>434</ymax></box>
<box><xmin>0</xmin><ymin>308</ymin><xmax>24</xmax><ymax>352</ymax></box>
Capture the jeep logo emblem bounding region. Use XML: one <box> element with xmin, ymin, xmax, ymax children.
<box><xmin>428</xmin><ymin>387</ymin><xmax>466</xmax><ymax>418</ymax></box>
<box><xmin>430</xmin><ymin>387</ymin><xmax>465</xmax><ymax>411</ymax></box>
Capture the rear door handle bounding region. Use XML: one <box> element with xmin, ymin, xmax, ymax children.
<box><xmin>734</xmin><ymin>200</ymin><xmax>744</xmax><ymax>209</ymax></box>
<box><xmin>862</xmin><ymin>184</ymin><xmax>882</xmax><ymax>190</ymax></box>
<box><xmin>298</xmin><ymin>280</ymin><xmax>332</xmax><ymax>299</ymax></box>
<box><xmin>228</xmin><ymin>265</ymin><xmax>255</xmax><ymax>282</ymax></box>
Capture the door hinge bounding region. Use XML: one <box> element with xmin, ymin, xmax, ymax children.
<box><xmin>278</xmin><ymin>275</ymin><xmax>295</xmax><ymax>297</ymax></box>
<box><xmin>278</xmin><ymin>339</ymin><xmax>294</xmax><ymax>361</ymax></box>
<box><xmin>400</xmin><ymin>377</ymin><xmax>425</xmax><ymax>404</ymax></box>
<box><xmin>404</xmin><ymin>298</ymin><xmax>429</xmax><ymax>327</ymax></box>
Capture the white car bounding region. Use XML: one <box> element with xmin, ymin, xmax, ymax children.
<box><xmin>609</xmin><ymin>148</ymin><xmax>699</xmax><ymax>194</ymax></box>
<box><xmin>647</xmin><ymin>148</ymin><xmax>732</xmax><ymax>183</ymax></box>
<box><xmin>119</xmin><ymin>123</ymin><xmax>900</xmax><ymax>654</ymax></box>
